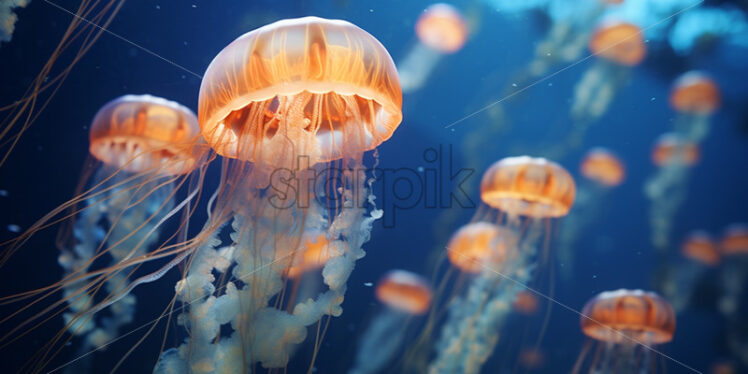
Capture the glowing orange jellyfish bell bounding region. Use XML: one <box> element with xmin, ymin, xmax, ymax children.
<box><xmin>681</xmin><ymin>230</ymin><xmax>720</xmax><ymax>266</ymax></box>
<box><xmin>198</xmin><ymin>17</ymin><xmax>403</xmax><ymax>167</ymax></box>
<box><xmin>480</xmin><ymin>156</ymin><xmax>576</xmax><ymax>218</ymax></box>
<box><xmin>670</xmin><ymin>71</ymin><xmax>721</xmax><ymax>115</ymax></box>
<box><xmin>284</xmin><ymin>233</ymin><xmax>335</xmax><ymax>279</ymax></box>
<box><xmin>589</xmin><ymin>20</ymin><xmax>646</xmax><ymax>66</ymax></box>
<box><xmin>580</xmin><ymin>148</ymin><xmax>625</xmax><ymax>187</ymax></box>
<box><xmin>720</xmin><ymin>224</ymin><xmax>748</xmax><ymax>256</ymax></box>
<box><xmin>89</xmin><ymin>94</ymin><xmax>204</xmax><ymax>175</ymax></box>
<box><xmin>651</xmin><ymin>133</ymin><xmax>700</xmax><ymax>167</ymax></box>
<box><xmin>581</xmin><ymin>289</ymin><xmax>675</xmax><ymax>344</ymax></box>
<box><xmin>416</xmin><ymin>3</ymin><xmax>468</xmax><ymax>54</ymax></box>
<box><xmin>375</xmin><ymin>270</ymin><xmax>433</xmax><ymax>315</ymax></box>
<box><xmin>446</xmin><ymin>222</ymin><xmax>516</xmax><ymax>274</ymax></box>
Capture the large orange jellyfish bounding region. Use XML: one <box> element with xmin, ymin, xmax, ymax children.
<box><xmin>568</xmin><ymin>20</ymin><xmax>645</xmax><ymax>151</ymax></box>
<box><xmin>398</xmin><ymin>3</ymin><xmax>468</xmax><ymax>93</ymax></box>
<box><xmin>661</xmin><ymin>231</ymin><xmax>720</xmax><ymax>312</ymax></box>
<box><xmin>350</xmin><ymin>270</ymin><xmax>433</xmax><ymax>374</ymax></box>
<box><xmin>558</xmin><ymin>148</ymin><xmax>624</xmax><ymax>280</ymax></box>
<box><xmin>430</xmin><ymin>156</ymin><xmax>574</xmax><ymax>374</ymax></box>
<box><xmin>153</xmin><ymin>17</ymin><xmax>402</xmax><ymax>373</ymax></box>
<box><xmin>0</xmin><ymin>94</ymin><xmax>207</xmax><ymax>372</ymax></box>
<box><xmin>574</xmin><ymin>289</ymin><xmax>676</xmax><ymax>373</ymax></box>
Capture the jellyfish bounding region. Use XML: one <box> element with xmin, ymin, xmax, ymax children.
<box><xmin>0</xmin><ymin>94</ymin><xmax>207</xmax><ymax>372</ymax></box>
<box><xmin>573</xmin><ymin>289</ymin><xmax>676</xmax><ymax>373</ymax></box>
<box><xmin>660</xmin><ymin>230</ymin><xmax>721</xmax><ymax>312</ymax></box>
<box><xmin>718</xmin><ymin>224</ymin><xmax>748</xmax><ymax>369</ymax></box>
<box><xmin>509</xmin><ymin>0</ymin><xmax>625</xmax><ymax>90</ymax></box>
<box><xmin>349</xmin><ymin>270</ymin><xmax>432</xmax><ymax>374</ymax></box>
<box><xmin>571</xmin><ymin>20</ymin><xmax>645</xmax><ymax>126</ymax></box>
<box><xmin>430</xmin><ymin>156</ymin><xmax>575</xmax><ymax>374</ymax></box>
<box><xmin>153</xmin><ymin>16</ymin><xmax>402</xmax><ymax>373</ymax></box>
<box><xmin>397</xmin><ymin>3</ymin><xmax>468</xmax><ymax>93</ymax></box>
<box><xmin>645</xmin><ymin>73</ymin><xmax>719</xmax><ymax>252</ymax></box>
<box><xmin>557</xmin><ymin>148</ymin><xmax>625</xmax><ymax>280</ymax></box>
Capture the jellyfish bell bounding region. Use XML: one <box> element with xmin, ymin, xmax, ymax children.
<box><xmin>589</xmin><ymin>20</ymin><xmax>645</xmax><ymax>66</ymax></box>
<box><xmin>682</xmin><ymin>230</ymin><xmax>720</xmax><ymax>266</ymax></box>
<box><xmin>375</xmin><ymin>270</ymin><xmax>433</xmax><ymax>315</ymax></box>
<box><xmin>652</xmin><ymin>133</ymin><xmax>700</xmax><ymax>167</ymax></box>
<box><xmin>580</xmin><ymin>147</ymin><xmax>625</xmax><ymax>187</ymax></box>
<box><xmin>415</xmin><ymin>3</ymin><xmax>468</xmax><ymax>54</ymax></box>
<box><xmin>398</xmin><ymin>3</ymin><xmax>467</xmax><ymax>92</ymax></box>
<box><xmin>670</xmin><ymin>71</ymin><xmax>721</xmax><ymax>115</ymax></box>
<box><xmin>574</xmin><ymin>289</ymin><xmax>676</xmax><ymax>373</ymax></box>
<box><xmin>513</xmin><ymin>290</ymin><xmax>539</xmax><ymax>315</ymax></box>
<box><xmin>199</xmin><ymin>16</ymin><xmax>402</xmax><ymax>169</ymax></box>
<box><xmin>90</xmin><ymin>94</ymin><xmax>206</xmax><ymax>175</ymax></box>
<box><xmin>581</xmin><ymin>289</ymin><xmax>676</xmax><ymax>344</ymax></box>
<box><xmin>480</xmin><ymin>156</ymin><xmax>576</xmax><ymax>220</ymax></box>
<box><xmin>446</xmin><ymin>222</ymin><xmax>516</xmax><ymax>274</ymax></box>
<box><xmin>720</xmin><ymin>224</ymin><xmax>748</xmax><ymax>256</ymax></box>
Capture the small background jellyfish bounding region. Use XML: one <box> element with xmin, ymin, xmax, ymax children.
<box><xmin>659</xmin><ymin>230</ymin><xmax>721</xmax><ymax>313</ymax></box>
<box><xmin>0</xmin><ymin>94</ymin><xmax>207</xmax><ymax>372</ymax></box>
<box><xmin>557</xmin><ymin>147</ymin><xmax>625</xmax><ymax>280</ymax></box>
<box><xmin>153</xmin><ymin>17</ymin><xmax>402</xmax><ymax>373</ymax></box>
<box><xmin>398</xmin><ymin>3</ymin><xmax>468</xmax><ymax>93</ymax></box>
<box><xmin>573</xmin><ymin>289</ymin><xmax>676</xmax><ymax>373</ymax></box>
<box><xmin>429</xmin><ymin>156</ymin><xmax>575</xmax><ymax>374</ymax></box>
<box><xmin>349</xmin><ymin>270</ymin><xmax>432</xmax><ymax>374</ymax></box>
<box><xmin>669</xmin><ymin>5</ymin><xmax>748</xmax><ymax>58</ymax></box>
<box><xmin>645</xmin><ymin>72</ymin><xmax>720</xmax><ymax>252</ymax></box>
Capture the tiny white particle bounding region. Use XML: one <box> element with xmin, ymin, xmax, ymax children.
<box><xmin>592</xmin><ymin>274</ymin><xmax>597</xmax><ymax>279</ymax></box>
<box><xmin>191</xmin><ymin>4</ymin><xmax>197</xmax><ymax>8</ymax></box>
<box><xmin>363</xmin><ymin>282</ymin><xmax>373</xmax><ymax>287</ymax></box>
<box><xmin>369</xmin><ymin>9</ymin><xmax>374</xmax><ymax>13</ymax></box>
<box><xmin>7</xmin><ymin>224</ymin><xmax>21</xmax><ymax>233</ymax></box>
<box><xmin>651</xmin><ymin>97</ymin><xmax>656</xmax><ymax>101</ymax></box>
<box><xmin>417</xmin><ymin>166</ymin><xmax>424</xmax><ymax>172</ymax></box>
<box><xmin>155</xmin><ymin>5</ymin><xmax>160</xmax><ymax>9</ymax></box>
<box><xmin>0</xmin><ymin>190</ymin><xmax>8</xmax><ymax>197</ymax></box>
<box><xmin>512</xmin><ymin>83</ymin><xmax>517</xmax><ymax>87</ymax></box>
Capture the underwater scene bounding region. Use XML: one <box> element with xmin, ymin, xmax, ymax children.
<box><xmin>1</xmin><ymin>0</ymin><xmax>748</xmax><ymax>373</ymax></box>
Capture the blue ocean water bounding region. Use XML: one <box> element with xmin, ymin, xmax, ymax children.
<box><xmin>0</xmin><ymin>1</ymin><xmax>747</xmax><ymax>373</ymax></box>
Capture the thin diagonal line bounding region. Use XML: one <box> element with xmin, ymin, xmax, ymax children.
<box><xmin>444</xmin><ymin>0</ymin><xmax>704</xmax><ymax>129</ymax></box>
<box><xmin>44</xmin><ymin>0</ymin><xmax>203</xmax><ymax>79</ymax></box>
<box><xmin>446</xmin><ymin>245</ymin><xmax>702</xmax><ymax>374</ymax></box>
<box><xmin>45</xmin><ymin>247</ymin><xmax>299</xmax><ymax>374</ymax></box>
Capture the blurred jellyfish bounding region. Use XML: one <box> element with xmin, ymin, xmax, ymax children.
<box><xmin>573</xmin><ymin>289</ymin><xmax>676</xmax><ymax>373</ymax></box>
<box><xmin>646</xmin><ymin>73</ymin><xmax>719</xmax><ymax>251</ymax></box>
<box><xmin>153</xmin><ymin>17</ymin><xmax>402</xmax><ymax>373</ymax></box>
<box><xmin>398</xmin><ymin>3</ymin><xmax>468</xmax><ymax>93</ymax></box>
<box><xmin>718</xmin><ymin>224</ymin><xmax>748</xmax><ymax>369</ymax></box>
<box><xmin>514</xmin><ymin>0</ymin><xmax>625</xmax><ymax>88</ymax></box>
<box><xmin>0</xmin><ymin>95</ymin><xmax>207</xmax><ymax>371</ymax></box>
<box><xmin>571</xmin><ymin>20</ymin><xmax>645</xmax><ymax>124</ymax></box>
<box><xmin>513</xmin><ymin>290</ymin><xmax>539</xmax><ymax>315</ymax></box>
<box><xmin>669</xmin><ymin>6</ymin><xmax>748</xmax><ymax>57</ymax></box>
<box><xmin>558</xmin><ymin>148</ymin><xmax>624</xmax><ymax>279</ymax></box>
<box><xmin>349</xmin><ymin>270</ymin><xmax>432</xmax><ymax>374</ymax></box>
<box><xmin>644</xmin><ymin>133</ymin><xmax>700</xmax><ymax>251</ymax></box>
<box><xmin>518</xmin><ymin>347</ymin><xmax>545</xmax><ymax>370</ymax></box>
<box><xmin>660</xmin><ymin>231</ymin><xmax>720</xmax><ymax>312</ymax></box>
<box><xmin>430</xmin><ymin>156</ymin><xmax>575</xmax><ymax>374</ymax></box>
<box><xmin>0</xmin><ymin>0</ymin><xmax>29</xmax><ymax>44</ymax></box>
